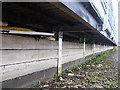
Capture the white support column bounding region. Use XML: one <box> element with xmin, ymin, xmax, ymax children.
<box><xmin>58</xmin><ymin>32</ymin><xmax>63</xmax><ymax>75</ymax></box>
<box><xmin>83</xmin><ymin>38</ymin><xmax>86</xmax><ymax>58</ymax></box>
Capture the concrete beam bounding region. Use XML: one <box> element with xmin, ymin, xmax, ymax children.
<box><xmin>58</xmin><ymin>2</ymin><xmax>98</xmax><ymax>30</ymax></box>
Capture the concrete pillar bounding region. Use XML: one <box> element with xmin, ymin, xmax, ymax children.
<box><xmin>58</xmin><ymin>32</ymin><xmax>63</xmax><ymax>75</ymax></box>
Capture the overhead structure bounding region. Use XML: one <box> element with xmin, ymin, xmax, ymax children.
<box><xmin>2</xmin><ymin>1</ymin><xmax>117</xmax><ymax>45</ymax></box>
<box><xmin>1</xmin><ymin>1</ymin><xmax>117</xmax><ymax>87</ymax></box>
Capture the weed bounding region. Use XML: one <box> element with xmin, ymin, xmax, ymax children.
<box><xmin>65</xmin><ymin>69</ymin><xmax>73</xmax><ymax>73</ymax></box>
<box><xmin>115</xmin><ymin>73</ymin><xmax>118</xmax><ymax>75</ymax></box>
<box><xmin>38</xmin><ymin>81</ymin><xmax>41</xmax><ymax>85</ymax></box>
<box><xmin>109</xmin><ymin>83</ymin><xmax>112</xmax><ymax>87</ymax></box>
<box><xmin>72</xmin><ymin>67</ymin><xmax>76</xmax><ymax>71</ymax></box>
<box><xmin>81</xmin><ymin>64</ymin><xmax>86</xmax><ymax>69</ymax></box>
<box><xmin>112</xmin><ymin>86</ymin><xmax>116</xmax><ymax>89</ymax></box>
<box><xmin>72</xmin><ymin>66</ymin><xmax>80</xmax><ymax>71</ymax></box>
<box><xmin>104</xmin><ymin>85</ymin><xmax>110</xmax><ymax>89</ymax></box>
<box><xmin>54</xmin><ymin>73</ymin><xmax>60</xmax><ymax>78</ymax></box>
<box><xmin>42</xmin><ymin>81</ymin><xmax>47</xmax><ymax>84</ymax></box>
<box><xmin>33</xmin><ymin>84</ymin><xmax>36</xmax><ymax>88</ymax></box>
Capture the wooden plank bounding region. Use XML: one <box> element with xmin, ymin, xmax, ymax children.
<box><xmin>0</xmin><ymin>67</ymin><xmax>3</xmax><ymax>83</ymax></box>
<box><xmin>1</xmin><ymin>34</ymin><xmax>83</xmax><ymax>50</ymax></box>
<box><xmin>63</xmin><ymin>42</ymin><xmax>83</xmax><ymax>49</ymax></box>
<box><xmin>85</xmin><ymin>44</ymin><xmax>93</xmax><ymax>50</ymax></box>
<box><xmin>2</xmin><ymin>46</ymin><xmax>111</xmax><ymax>82</ymax></box>
<box><xmin>62</xmin><ymin>49</ymin><xmax>83</xmax><ymax>56</ymax></box>
<box><xmin>62</xmin><ymin>53</ymin><xmax>83</xmax><ymax>64</ymax></box>
<box><xmin>2</xmin><ymin>58</ymin><xmax>57</xmax><ymax>81</ymax></box>
<box><xmin>2</xmin><ymin>49</ymin><xmax>84</xmax><ymax>66</ymax></box>
<box><xmin>0</xmin><ymin>34</ymin><xmax>2</xmax><ymax>49</ymax></box>
<box><xmin>2</xmin><ymin>50</ymin><xmax>57</xmax><ymax>66</ymax></box>
<box><xmin>1</xmin><ymin>34</ymin><xmax>58</xmax><ymax>50</ymax></box>
<box><xmin>0</xmin><ymin>50</ymin><xmax>2</xmax><ymax>66</ymax></box>
<box><xmin>0</xmin><ymin>32</ymin><xmax>2</xmax><ymax>83</ymax></box>
<box><xmin>2</xmin><ymin>50</ymin><xmax>84</xmax><ymax>81</ymax></box>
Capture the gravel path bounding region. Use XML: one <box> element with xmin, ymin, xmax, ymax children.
<box><xmin>34</xmin><ymin>48</ymin><xmax>119</xmax><ymax>89</ymax></box>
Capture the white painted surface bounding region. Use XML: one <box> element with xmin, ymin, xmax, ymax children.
<box><xmin>1</xmin><ymin>34</ymin><xmax>58</xmax><ymax>50</ymax></box>
<box><xmin>2</xmin><ymin>59</ymin><xmax>57</xmax><ymax>81</ymax></box>
<box><xmin>2</xmin><ymin>50</ymin><xmax>57</xmax><ymax>66</ymax></box>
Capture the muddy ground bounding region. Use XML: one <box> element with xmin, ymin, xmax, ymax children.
<box><xmin>33</xmin><ymin>47</ymin><xmax>119</xmax><ymax>89</ymax></box>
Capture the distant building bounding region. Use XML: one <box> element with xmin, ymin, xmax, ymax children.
<box><xmin>118</xmin><ymin>2</ymin><xmax>120</xmax><ymax>46</ymax></box>
<box><xmin>92</xmin><ymin>0</ymin><xmax>118</xmax><ymax>45</ymax></box>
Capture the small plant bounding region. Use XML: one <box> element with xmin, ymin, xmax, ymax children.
<box><xmin>42</xmin><ymin>81</ymin><xmax>47</xmax><ymax>84</ymax></box>
<box><xmin>105</xmin><ymin>85</ymin><xmax>110</xmax><ymax>89</ymax></box>
<box><xmin>72</xmin><ymin>66</ymin><xmax>80</xmax><ymax>71</ymax></box>
<box><xmin>75</xmin><ymin>66</ymin><xmax>80</xmax><ymax>71</ymax></box>
<box><xmin>81</xmin><ymin>64</ymin><xmax>86</xmax><ymax>69</ymax></box>
<box><xmin>38</xmin><ymin>81</ymin><xmax>41</xmax><ymax>85</ymax></box>
<box><xmin>72</xmin><ymin>67</ymin><xmax>76</xmax><ymax>71</ymax></box>
<box><xmin>103</xmin><ymin>83</ymin><xmax>115</xmax><ymax>89</ymax></box>
<box><xmin>112</xmin><ymin>86</ymin><xmax>116</xmax><ymax>89</ymax></box>
<box><xmin>109</xmin><ymin>83</ymin><xmax>112</xmax><ymax>87</ymax></box>
<box><xmin>115</xmin><ymin>73</ymin><xmax>118</xmax><ymax>75</ymax></box>
<box><xmin>54</xmin><ymin>73</ymin><xmax>60</xmax><ymax>78</ymax></box>
<box><xmin>33</xmin><ymin>84</ymin><xmax>36</xmax><ymax>88</ymax></box>
<box><xmin>65</xmin><ymin>69</ymin><xmax>73</xmax><ymax>73</ymax></box>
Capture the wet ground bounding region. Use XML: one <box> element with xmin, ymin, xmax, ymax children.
<box><xmin>34</xmin><ymin>47</ymin><xmax>119</xmax><ymax>89</ymax></box>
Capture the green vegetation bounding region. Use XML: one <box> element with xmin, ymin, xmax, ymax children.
<box><xmin>65</xmin><ymin>69</ymin><xmax>73</xmax><ymax>73</ymax></box>
<box><xmin>64</xmin><ymin>47</ymin><xmax>118</xmax><ymax>75</ymax></box>
<box><xmin>54</xmin><ymin>72</ymin><xmax>63</xmax><ymax>79</ymax></box>
<box><xmin>54</xmin><ymin>73</ymin><xmax>60</xmax><ymax>78</ymax></box>
<box><xmin>34</xmin><ymin>47</ymin><xmax>118</xmax><ymax>88</ymax></box>
<box><xmin>103</xmin><ymin>83</ymin><xmax>117</xmax><ymax>89</ymax></box>
<box><xmin>38</xmin><ymin>81</ymin><xmax>41</xmax><ymax>85</ymax></box>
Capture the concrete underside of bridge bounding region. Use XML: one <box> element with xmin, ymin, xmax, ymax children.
<box><xmin>1</xmin><ymin>2</ymin><xmax>116</xmax><ymax>88</ymax></box>
<box><xmin>2</xmin><ymin>2</ymin><xmax>116</xmax><ymax>45</ymax></box>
